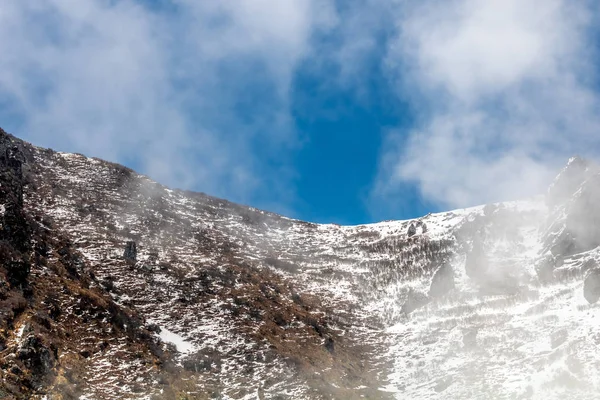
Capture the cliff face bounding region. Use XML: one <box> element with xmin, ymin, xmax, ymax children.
<box><xmin>1</xmin><ymin>128</ymin><xmax>599</xmax><ymax>399</ymax></box>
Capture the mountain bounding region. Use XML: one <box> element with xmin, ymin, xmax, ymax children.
<box><xmin>0</xmin><ymin>127</ymin><xmax>599</xmax><ymax>399</ymax></box>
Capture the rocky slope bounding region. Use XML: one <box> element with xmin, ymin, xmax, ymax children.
<box><xmin>1</xmin><ymin>128</ymin><xmax>599</xmax><ymax>399</ymax></box>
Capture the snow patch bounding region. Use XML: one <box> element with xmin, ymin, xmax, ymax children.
<box><xmin>157</xmin><ymin>326</ymin><xmax>196</xmax><ymax>354</ymax></box>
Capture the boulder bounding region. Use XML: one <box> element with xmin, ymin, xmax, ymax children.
<box><xmin>407</xmin><ymin>223</ymin><xmax>417</xmax><ymax>237</ymax></box>
<box><xmin>123</xmin><ymin>241</ymin><xmax>137</xmax><ymax>263</ymax></box>
<box><xmin>324</xmin><ymin>336</ymin><xmax>335</xmax><ymax>353</ymax></box>
<box><xmin>17</xmin><ymin>335</ymin><xmax>56</xmax><ymax>382</ymax></box>
<box><xmin>146</xmin><ymin>323</ymin><xmax>161</xmax><ymax>334</ymax></box>
<box><xmin>583</xmin><ymin>269</ymin><xmax>600</xmax><ymax>304</ymax></box>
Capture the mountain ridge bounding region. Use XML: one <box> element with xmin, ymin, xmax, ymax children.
<box><xmin>1</xmin><ymin>127</ymin><xmax>599</xmax><ymax>399</ymax></box>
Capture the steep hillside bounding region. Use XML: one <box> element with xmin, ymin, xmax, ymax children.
<box><xmin>1</xmin><ymin>128</ymin><xmax>599</xmax><ymax>399</ymax></box>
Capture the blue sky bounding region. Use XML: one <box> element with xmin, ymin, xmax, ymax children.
<box><xmin>1</xmin><ymin>1</ymin><xmax>600</xmax><ymax>225</ymax></box>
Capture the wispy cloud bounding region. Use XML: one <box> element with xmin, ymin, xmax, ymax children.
<box><xmin>375</xmin><ymin>0</ymin><xmax>600</xmax><ymax>209</ymax></box>
<box><xmin>0</xmin><ymin>0</ymin><xmax>335</xmax><ymax>211</ymax></box>
<box><xmin>2</xmin><ymin>0</ymin><xmax>599</xmax><ymax>220</ymax></box>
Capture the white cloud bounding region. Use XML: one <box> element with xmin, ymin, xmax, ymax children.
<box><xmin>398</xmin><ymin>0</ymin><xmax>586</xmax><ymax>101</ymax></box>
<box><xmin>4</xmin><ymin>0</ymin><xmax>596</xmax><ymax>218</ymax></box>
<box><xmin>0</xmin><ymin>0</ymin><xmax>335</xmax><ymax>207</ymax></box>
<box><xmin>376</xmin><ymin>0</ymin><xmax>600</xmax><ymax>209</ymax></box>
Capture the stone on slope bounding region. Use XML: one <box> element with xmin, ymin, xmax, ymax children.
<box><xmin>123</xmin><ymin>241</ymin><xmax>137</xmax><ymax>263</ymax></box>
<box><xmin>17</xmin><ymin>335</ymin><xmax>56</xmax><ymax>386</ymax></box>
<box><xmin>407</xmin><ymin>223</ymin><xmax>417</xmax><ymax>237</ymax></box>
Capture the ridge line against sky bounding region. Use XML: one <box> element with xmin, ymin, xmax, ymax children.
<box><xmin>1</xmin><ymin>0</ymin><xmax>599</xmax><ymax>224</ymax></box>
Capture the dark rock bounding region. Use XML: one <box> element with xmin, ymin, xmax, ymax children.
<box><xmin>9</xmin><ymin>364</ymin><xmax>22</xmax><ymax>375</ymax></box>
<box><xmin>324</xmin><ymin>337</ymin><xmax>335</xmax><ymax>353</ymax></box>
<box><xmin>273</xmin><ymin>313</ymin><xmax>287</xmax><ymax>327</ymax></box>
<box><xmin>47</xmin><ymin>300</ymin><xmax>62</xmax><ymax>321</ymax></box>
<box><xmin>401</xmin><ymin>289</ymin><xmax>429</xmax><ymax>314</ymax></box>
<box><xmin>0</xmin><ymin>134</ymin><xmax>32</xmax><ymax>287</ymax></box>
<box><xmin>123</xmin><ymin>241</ymin><xmax>137</xmax><ymax>263</ymax></box>
<box><xmin>407</xmin><ymin>223</ymin><xmax>417</xmax><ymax>237</ymax></box>
<box><xmin>5</xmin><ymin>259</ymin><xmax>31</xmax><ymax>288</ymax></box>
<box><xmin>17</xmin><ymin>335</ymin><xmax>56</xmax><ymax>381</ymax></box>
<box><xmin>583</xmin><ymin>269</ymin><xmax>600</xmax><ymax>304</ymax></box>
<box><xmin>147</xmin><ymin>323</ymin><xmax>161</xmax><ymax>333</ymax></box>
<box><xmin>429</xmin><ymin>264</ymin><xmax>455</xmax><ymax>298</ymax></box>
<box><xmin>79</xmin><ymin>349</ymin><xmax>92</xmax><ymax>358</ymax></box>
<box><xmin>101</xmin><ymin>277</ymin><xmax>115</xmax><ymax>292</ymax></box>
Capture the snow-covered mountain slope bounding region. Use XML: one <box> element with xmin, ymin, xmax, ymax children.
<box><xmin>1</xmin><ymin>128</ymin><xmax>600</xmax><ymax>400</ymax></box>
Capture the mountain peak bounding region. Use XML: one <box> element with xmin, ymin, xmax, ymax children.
<box><xmin>546</xmin><ymin>155</ymin><xmax>596</xmax><ymax>208</ymax></box>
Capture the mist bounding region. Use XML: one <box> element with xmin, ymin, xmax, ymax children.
<box><xmin>375</xmin><ymin>0</ymin><xmax>600</xmax><ymax>211</ymax></box>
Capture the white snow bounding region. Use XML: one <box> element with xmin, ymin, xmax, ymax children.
<box><xmin>157</xmin><ymin>326</ymin><xmax>196</xmax><ymax>354</ymax></box>
<box><xmin>26</xmin><ymin>145</ymin><xmax>600</xmax><ymax>399</ymax></box>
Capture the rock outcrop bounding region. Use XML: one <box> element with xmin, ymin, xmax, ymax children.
<box><xmin>0</xmin><ymin>130</ymin><xmax>32</xmax><ymax>287</ymax></box>
<box><xmin>407</xmin><ymin>223</ymin><xmax>417</xmax><ymax>237</ymax></box>
<box><xmin>17</xmin><ymin>335</ymin><xmax>56</xmax><ymax>387</ymax></box>
<box><xmin>123</xmin><ymin>241</ymin><xmax>137</xmax><ymax>263</ymax></box>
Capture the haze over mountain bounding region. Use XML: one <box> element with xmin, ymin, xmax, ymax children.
<box><xmin>1</xmin><ymin>128</ymin><xmax>600</xmax><ymax>399</ymax></box>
